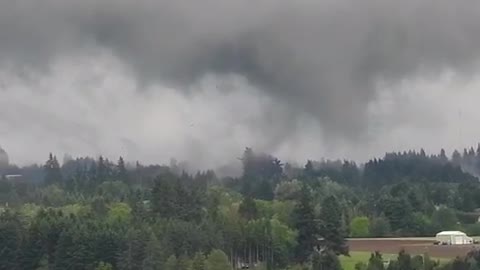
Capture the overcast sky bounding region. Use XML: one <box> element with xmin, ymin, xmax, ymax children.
<box><xmin>1</xmin><ymin>0</ymin><xmax>480</xmax><ymax>171</ymax></box>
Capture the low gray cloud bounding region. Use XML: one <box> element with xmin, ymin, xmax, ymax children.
<box><xmin>1</xmin><ymin>0</ymin><xmax>480</xmax><ymax>169</ymax></box>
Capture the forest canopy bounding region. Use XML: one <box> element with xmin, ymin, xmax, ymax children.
<box><xmin>1</xmin><ymin>145</ymin><xmax>480</xmax><ymax>269</ymax></box>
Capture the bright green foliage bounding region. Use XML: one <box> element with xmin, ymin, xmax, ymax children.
<box><xmin>106</xmin><ymin>202</ymin><xmax>132</xmax><ymax>224</ymax></box>
<box><xmin>61</xmin><ymin>203</ymin><xmax>91</xmax><ymax>217</ymax></box>
<box><xmin>355</xmin><ymin>262</ymin><xmax>368</xmax><ymax>270</ymax></box>
<box><xmin>350</xmin><ymin>216</ymin><xmax>370</xmax><ymax>238</ymax></box>
<box><xmin>270</xmin><ymin>218</ymin><xmax>297</xmax><ymax>268</ymax></box>
<box><xmin>19</xmin><ymin>203</ymin><xmax>42</xmax><ymax>222</ymax></box>
<box><xmin>192</xmin><ymin>252</ymin><xmax>206</xmax><ymax>270</ymax></box>
<box><xmin>206</xmin><ymin>249</ymin><xmax>230</xmax><ymax>270</ymax></box>
<box><xmin>95</xmin><ymin>262</ymin><xmax>113</xmax><ymax>270</ymax></box>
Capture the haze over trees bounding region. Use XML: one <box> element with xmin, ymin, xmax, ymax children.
<box><xmin>1</xmin><ymin>145</ymin><xmax>480</xmax><ymax>269</ymax></box>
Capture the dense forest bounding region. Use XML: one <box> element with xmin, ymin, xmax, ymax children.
<box><xmin>2</xmin><ymin>145</ymin><xmax>480</xmax><ymax>269</ymax></box>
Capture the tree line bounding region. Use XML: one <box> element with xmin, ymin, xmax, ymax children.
<box><xmin>1</xmin><ymin>145</ymin><xmax>480</xmax><ymax>269</ymax></box>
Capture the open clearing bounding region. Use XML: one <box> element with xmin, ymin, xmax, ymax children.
<box><xmin>348</xmin><ymin>238</ymin><xmax>480</xmax><ymax>258</ymax></box>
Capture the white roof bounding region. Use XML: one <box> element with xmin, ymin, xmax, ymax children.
<box><xmin>436</xmin><ymin>231</ymin><xmax>467</xmax><ymax>236</ymax></box>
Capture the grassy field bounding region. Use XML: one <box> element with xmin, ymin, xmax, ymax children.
<box><xmin>340</xmin><ymin>252</ymin><xmax>448</xmax><ymax>270</ymax></box>
<box><xmin>340</xmin><ymin>252</ymin><xmax>395</xmax><ymax>270</ymax></box>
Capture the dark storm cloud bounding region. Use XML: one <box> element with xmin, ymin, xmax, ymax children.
<box><xmin>1</xmin><ymin>0</ymin><xmax>480</xmax><ymax>139</ymax></box>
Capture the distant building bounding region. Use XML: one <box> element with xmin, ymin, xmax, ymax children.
<box><xmin>5</xmin><ymin>174</ymin><xmax>23</xmax><ymax>181</ymax></box>
<box><xmin>435</xmin><ymin>231</ymin><xmax>473</xmax><ymax>245</ymax></box>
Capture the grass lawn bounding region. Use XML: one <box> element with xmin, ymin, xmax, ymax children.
<box><xmin>340</xmin><ymin>252</ymin><xmax>449</xmax><ymax>270</ymax></box>
<box><xmin>340</xmin><ymin>252</ymin><xmax>395</xmax><ymax>270</ymax></box>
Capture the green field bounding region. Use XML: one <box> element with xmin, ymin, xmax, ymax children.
<box><xmin>340</xmin><ymin>252</ymin><xmax>448</xmax><ymax>270</ymax></box>
<box><xmin>340</xmin><ymin>252</ymin><xmax>395</xmax><ymax>270</ymax></box>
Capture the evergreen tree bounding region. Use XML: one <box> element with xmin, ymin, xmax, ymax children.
<box><xmin>20</xmin><ymin>221</ymin><xmax>44</xmax><ymax>269</ymax></box>
<box><xmin>116</xmin><ymin>157</ymin><xmax>129</xmax><ymax>183</ymax></box>
<box><xmin>304</xmin><ymin>160</ymin><xmax>315</xmax><ymax>177</ymax></box>
<box><xmin>54</xmin><ymin>230</ymin><xmax>75</xmax><ymax>270</ymax></box>
<box><xmin>44</xmin><ymin>153</ymin><xmax>62</xmax><ymax>186</ymax></box>
<box><xmin>320</xmin><ymin>196</ymin><xmax>348</xmax><ymax>256</ymax></box>
<box><xmin>94</xmin><ymin>226</ymin><xmax>123</xmax><ymax>269</ymax></box>
<box><xmin>312</xmin><ymin>250</ymin><xmax>342</xmax><ymax>270</ymax></box>
<box><xmin>142</xmin><ymin>233</ymin><xmax>164</xmax><ymax>270</ymax></box>
<box><xmin>367</xmin><ymin>252</ymin><xmax>385</xmax><ymax>270</ymax></box>
<box><xmin>293</xmin><ymin>184</ymin><xmax>319</xmax><ymax>264</ymax></box>
<box><xmin>55</xmin><ymin>226</ymin><xmax>95</xmax><ymax>270</ymax></box>
<box><xmin>96</xmin><ymin>156</ymin><xmax>109</xmax><ymax>184</ymax></box>
<box><xmin>151</xmin><ymin>174</ymin><xmax>177</xmax><ymax>219</ymax></box>
<box><xmin>0</xmin><ymin>211</ymin><xmax>21</xmax><ymax>270</ymax></box>
<box><xmin>118</xmin><ymin>228</ymin><xmax>147</xmax><ymax>270</ymax></box>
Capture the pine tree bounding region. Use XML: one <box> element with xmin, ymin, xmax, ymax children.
<box><xmin>118</xmin><ymin>228</ymin><xmax>147</xmax><ymax>270</ymax></box>
<box><xmin>20</xmin><ymin>221</ymin><xmax>44</xmax><ymax>269</ymax></box>
<box><xmin>142</xmin><ymin>233</ymin><xmax>164</xmax><ymax>270</ymax></box>
<box><xmin>55</xmin><ymin>226</ymin><xmax>95</xmax><ymax>270</ymax></box>
<box><xmin>293</xmin><ymin>184</ymin><xmax>319</xmax><ymax>264</ymax></box>
<box><xmin>54</xmin><ymin>230</ymin><xmax>74</xmax><ymax>270</ymax></box>
<box><xmin>367</xmin><ymin>252</ymin><xmax>385</xmax><ymax>270</ymax></box>
<box><xmin>44</xmin><ymin>153</ymin><xmax>62</xmax><ymax>186</ymax></box>
<box><xmin>0</xmin><ymin>212</ymin><xmax>21</xmax><ymax>270</ymax></box>
<box><xmin>93</xmin><ymin>226</ymin><xmax>123</xmax><ymax>269</ymax></box>
<box><xmin>319</xmin><ymin>196</ymin><xmax>348</xmax><ymax>256</ymax></box>
<box><xmin>116</xmin><ymin>157</ymin><xmax>129</xmax><ymax>183</ymax></box>
<box><xmin>96</xmin><ymin>156</ymin><xmax>109</xmax><ymax>184</ymax></box>
<box><xmin>312</xmin><ymin>249</ymin><xmax>342</xmax><ymax>270</ymax></box>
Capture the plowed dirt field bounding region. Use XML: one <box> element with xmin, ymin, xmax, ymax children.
<box><xmin>348</xmin><ymin>238</ymin><xmax>480</xmax><ymax>258</ymax></box>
